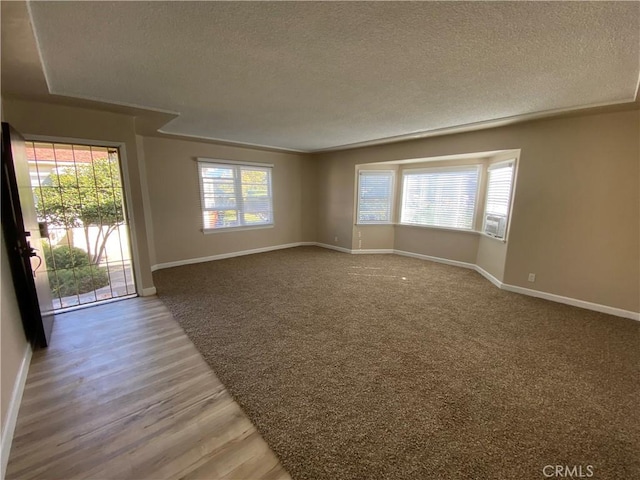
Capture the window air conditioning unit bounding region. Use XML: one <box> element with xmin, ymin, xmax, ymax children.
<box><xmin>484</xmin><ymin>215</ymin><xmax>507</xmax><ymax>239</ymax></box>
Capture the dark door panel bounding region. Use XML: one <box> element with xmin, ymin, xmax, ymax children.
<box><xmin>1</xmin><ymin>122</ymin><xmax>54</xmax><ymax>347</ymax></box>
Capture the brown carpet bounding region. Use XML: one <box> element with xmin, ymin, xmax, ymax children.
<box><xmin>153</xmin><ymin>246</ymin><xmax>639</xmax><ymax>480</ymax></box>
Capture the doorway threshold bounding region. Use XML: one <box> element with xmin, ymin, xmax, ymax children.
<box><xmin>54</xmin><ymin>294</ymin><xmax>138</xmax><ymax>315</ymax></box>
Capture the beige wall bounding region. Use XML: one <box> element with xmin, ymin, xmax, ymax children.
<box><xmin>2</xmin><ymin>98</ymin><xmax>155</xmax><ymax>292</ymax></box>
<box><xmin>476</xmin><ymin>235</ymin><xmax>508</xmax><ymax>281</ymax></box>
<box><xmin>142</xmin><ymin>136</ymin><xmax>316</xmax><ymax>266</ymax></box>
<box><xmin>2</xmin><ymin>98</ymin><xmax>637</xmax><ymax>312</ymax></box>
<box><xmin>316</xmin><ymin>109</ymin><xmax>640</xmax><ymax>312</ymax></box>
<box><xmin>395</xmin><ymin>226</ymin><xmax>480</xmax><ymax>264</ymax></box>
<box><xmin>317</xmin><ymin>155</ymin><xmax>355</xmax><ymax>249</ymax></box>
<box><xmin>353</xmin><ymin>224</ymin><xmax>395</xmax><ymax>250</ymax></box>
<box><xmin>1</xmin><ymin>231</ymin><xmax>29</xmax><ymax>438</ymax></box>
<box><xmin>503</xmin><ymin>111</ymin><xmax>639</xmax><ymax>311</ymax></box>
<box><xmin>135</xmin><ymin>134</ymin><xmax>158</xmax><ymax>267</ymax></box>
<box><xmin>300</xmin><ymin>153</ymin><xmax>319</xmax><ymax>243</ymax></box>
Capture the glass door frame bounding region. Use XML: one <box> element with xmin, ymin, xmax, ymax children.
<box><xmin>25</xmin><ymin>134</ymin><xmax>143</xmax><ymax>306</ymax></box>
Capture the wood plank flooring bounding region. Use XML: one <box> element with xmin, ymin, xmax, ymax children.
<box><xmin>6</xmin><ymin>297</ymin><xmax>291</xmax><ymax>480</ymax></box>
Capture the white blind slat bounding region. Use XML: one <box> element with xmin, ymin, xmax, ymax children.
<box><xmin>483</xmin><ymin>162</ymin><xmax>515</xmax><ymax>239</ymax></box>
<box><xmin>358</xmin><ymin>171</ymin><xmax>394</xmax><ymax>224</ymax></box>
<box><xmin>485</xmin><ymin>164</ymin><xmax>514</xmax><ymax>217</ymax></box>
<box><xmin>400</xmin><ymin>167</ymin><xmax>479</xmax><ymax>230</ymax></box>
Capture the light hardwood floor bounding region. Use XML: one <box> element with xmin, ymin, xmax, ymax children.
<box><xmin>6</xmin><ymin>297</ymin><xmax>291</xmax><ymax>480</ymax></box>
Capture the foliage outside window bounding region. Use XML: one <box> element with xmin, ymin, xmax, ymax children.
<box><xmin>357</xmin><ymin>170</ymin><xmax>394</xmax><ymax>224</ymax></box>
<box><xmin>400</xmin><ymin>166</ymin><xmax>480</xmax><ymax>230</ymax></box>
<box><xmin>198</xmin><ymin>160</ymin><xmax>273</xmax><ymax>231</ymax></box>
<box><xmin>34</xmin><ymin>155</ymin><xmax>124</xmax><ymax>265</ymax></box>
<box><xmin>43</xmin><ymin>245</ymin><xmax>110</xmax><ymax>297</ymax></box>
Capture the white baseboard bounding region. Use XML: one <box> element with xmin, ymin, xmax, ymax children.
<box><xmin>151</xmin><ymin>242</ymin><xmax>310</xmax><ymax>271</ymax></box>
<box><xmin>141</xmin><ymin>287</ymin><xmax>157</xmax><ymax>296</ymax></box>
<box><xmin>391</xmin><ymin>251</ymin><xmax>638</xmax><ymax>321</ymax></box>
<box><xmin>501</xmin><ymin>283</ymin><xmax>640</xmax><ymax>321</ymax></box>
<box><xmin>319</xmin><ymin>245</ymin><xmax>639</xmax><ymax>321</ymax></box>
<box><xmin>149</xmin><ymin>242</ymin><xmax>639</xmax><ymax>321</ymax></box>
<box><xmin>1</xmin><ymin>344</ymin><xmax>32</xmax><ymax>479</ymax></box>
<box><xmin>393</xmin><ymin>249</ymin><xmax>476</xmax><ymax>270</ymax></box>
<box><xmin>352</xmin><ymin>249</ymin><xmax>394</xmax><ymax>255</ymax></box>
<box><xmin>474</xmin><ymin>265</ymin><xmax>504</xmax><ymax>289</ymax></box>
<box><xmin>313</xmin><ymin>243</ymin><xmax>352</xmax><ymax>254</ymax></box>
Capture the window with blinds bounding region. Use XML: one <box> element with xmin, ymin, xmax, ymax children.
<box><xmin>483</xmin><ymin>161</ymin><xmax>515</xmax><ymax>239</ymax></box>
<box><xmin>197</xmin><ymin>160</ymin><xmax>273</xmax><ymax>231</ymax></box>
<box><xmin>400</xmin><ymin>166</ymin><xmax>480</xmax><ymax>230</ymax></box>
<box><xmin>357</xmin><ymin>170</ymin><xmax>394</xmax><ymax>224</ymax></box>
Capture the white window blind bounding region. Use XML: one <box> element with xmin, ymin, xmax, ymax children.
<box><xmin>400</xmin><ymin>166</ymin><xmax>480</xmax><ymax>230</ymax></box>
<box><xmin>483</xmin><ymin>161</ymin><xmax>515</xmax><ymax>239</ymax></box>
<box><xmin>357</xmin><ymin>170</ymin><xmax>394</xmax><ymax>224</ymax></box>
<box><xmin>198</xmin><ymin>161</ymin><xmax>273</xmax><ymax>231</ymax></box>
<box><xmin>485</xmin><ymin>162</ymin><xmax>514</xmax><ymax>217</ymax></box>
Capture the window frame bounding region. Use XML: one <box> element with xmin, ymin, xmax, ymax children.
<box><xmin>482</xmin><ymin>159</ymin><xmax>516</xmax><ymax>242</ymax></box>
<box><xmin>197</xmin><ymin>158</ymin><xmax>274</xmax><ymax>233</ymax></box>
<box><xmin>399</xmin><ymin>164</ymin><xmax>482</xmax><ymax>232</ymax></box>
<box><xmin>356</xmin><ymin>169</ymin><xmax>396</xmax><ymax>225</ymax></box>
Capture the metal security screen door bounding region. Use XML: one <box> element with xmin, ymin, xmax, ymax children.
<box><xmin>26</xmin><ymin>141</ymin><xmax>136</xmax><ymax>310</ymax></box>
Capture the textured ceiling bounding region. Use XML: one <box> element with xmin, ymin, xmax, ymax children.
<box><xmin>25</xmin><ymin>1</ymin><xmax>640</xmax><ymax>151</ymax></box>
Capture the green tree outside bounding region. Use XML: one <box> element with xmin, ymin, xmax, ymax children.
<box><xmin>34</xmin><ymin>156</ymin><xmax>125</xmax><ymax>265</ymax></box>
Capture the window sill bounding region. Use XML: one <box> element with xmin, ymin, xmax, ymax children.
<box><xmin>355</xmin><ymin>222</ymin><xmax>394</xmax><ymax>226</ymax></box>
<box><xmin>481</xmin><ymin>232</ymin><xmax>507</xmax><ymax>243</ymax></box>
<box><xmin>353</xmin><ymin>223</ymin><xmax>509</xmax><ymax>242</ymax></box>
<box><xmin>394</xmin><ymin>223</ymin><xmax>480</xmax><ymax>235</ymax></box>
<box><xmin>202</xmin><ymin>224</ymin><xmax>274</xmax><ymax>234</ymax></box>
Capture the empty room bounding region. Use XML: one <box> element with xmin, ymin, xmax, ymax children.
<box><xmin>1</xmin><ymin>1</ymin><xmax>638</xmax><ymax>480</ymax></box>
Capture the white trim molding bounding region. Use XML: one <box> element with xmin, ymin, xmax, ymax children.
<box><xmin>352</xmin><ymin>249</ymin><xmax>394</xmax><ymax>255</ymax></box>
<box><xmin>196</xmin><ymin>157</ymin><xmax>274</xmax><ymax>168</ymax></box>
<box><xmin>394</xmin><ymin>249</ymin><xmax>476</xmax><ymax>270</ymax></box>
<box><xmin>474</xmin><ymin>265</ymin><xmax>504</xmax><ymax>289</ymax></box>
<box><xmin>309</xmin><ymin>243</ymin><xmax>352</xmax><ymax>254</ymax></box>
<box><xmin>151</xmin><ymin>242</ymin><xmax>317</xmax><ymax>271</ymax></box>
<box><xmin>500</xmin><ymin>284</ymin><xmax>640</xmax><ymax>321</ymax></box>
<box><xmin>141</xmin><ymin>287</ymin><xmax>157</xmax><ymax>296</ymax></box>
<box><xmin>1</xmin><ymin>344</ymin><xmax>32</xmax><ymax>479</ymax></box>
<box><xmin>314</xmin><ymin>98</ymin><xmax>638</xmax><ymax>153</ymax></box>
<box><xmin>149</xmin><ymin>242</ymin><xmax>639</xmax><ymax>321</ymax></box>
<box><xmin>392</xmin><ymin>251</ymin><xmax>638</xmax><ymax>321</ymax></box>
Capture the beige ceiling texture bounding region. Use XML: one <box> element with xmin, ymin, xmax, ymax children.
<box><xmin>11</xmin><ymin>1</ymin><xmax>640</xmax><ymax>151</ymax></box>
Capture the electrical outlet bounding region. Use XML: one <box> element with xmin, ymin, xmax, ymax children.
<box><xmin>528</xmin><ymin>273</ymin><xmax>536</xmax><ymax>282</ymax></box>
<box><xmin>334</xmin><ymin>236</ymin><xmax>338</xmax><ymax>242</ymax></box>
